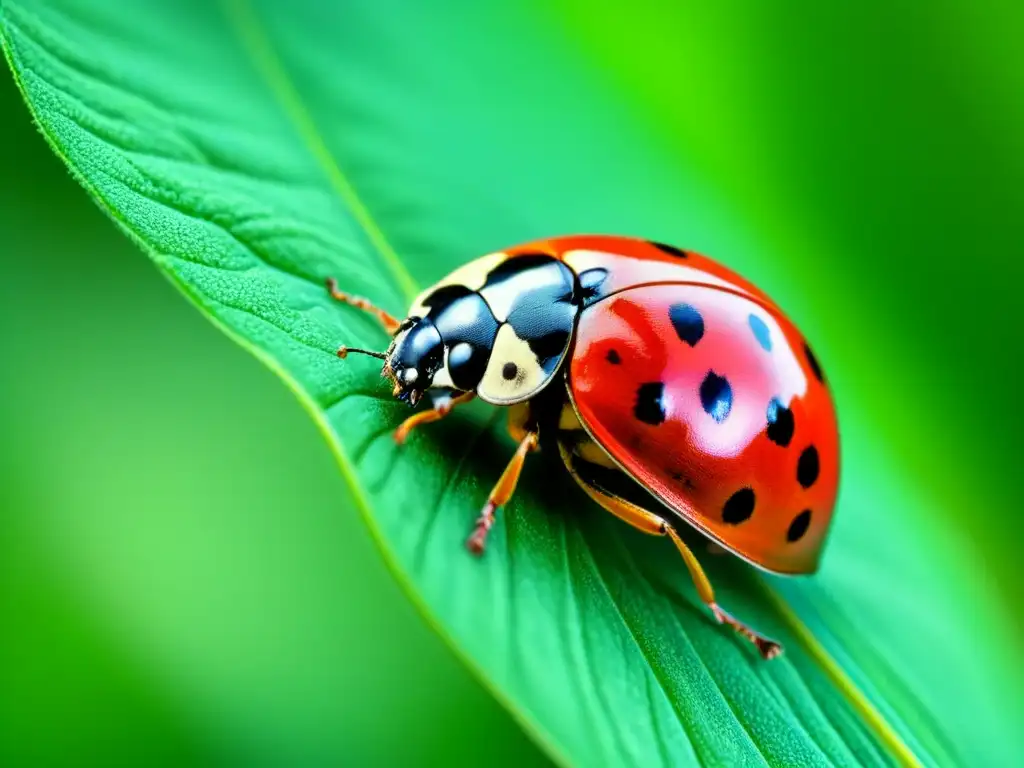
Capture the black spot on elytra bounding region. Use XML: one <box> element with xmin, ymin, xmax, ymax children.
<box><xmin>669</xmin><ymin>303</ymin><xmax>704</xmax><ymax>346</ymax></box>
<box><xmin>766</xmin><ymin>397</ymin><xmax>795</xmax><ymax>447</ymax></box>
<box><xmin>700</xmin><ymin>371</ymin><xmax>732</xmax><ymax>423</ymax></box>
<box><xmin>502</xmin><ymin>362</ymin><xmax>518</xmax><ymax>380</ymax></box>
<box><xmin>797</xmin><ymin>445</ymin><xmax>820</xmax><ymax>488</ymax></box>
<box><xmin>787</xmin><ymin>510</ymin><xmax>812</xmax><ymax>542</ymax></box>
<box><xmin>651</xmin><ymin>241</ymin><xmax>689</xmax><ymax>259</ymax></box>
<box><xmin>634</xmin><ymin>382</ymin><xmax>666</xmax><ymax>425</ymax></box>
<box><xmin>804</xmin><ymin>342</ymin><xmax>824</xmax><ymax>383</ymax></box>
<box><xmin>748</xmin><ymin>313</ymin><xmax>772</xmax><ymax>351</ymax></box>
<box><xmin>606</xmin><ymin>348</ymin><xmax>621</xmax><ymax>365</ymax></box>
<box><xmin>723</xmin><ymin>488</ymin><xmax>755</xmax><ymax>524</ymax></box>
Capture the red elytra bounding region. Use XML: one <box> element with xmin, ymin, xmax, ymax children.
<box><xmin>328</xmin><ymin>234</ymin><xmax>841</xmax><ymax>657</ymax></box>
<box><xmin>568</xmin><ymin>281</ymin><xmax>838</xmax><ymax>573</ymax></box>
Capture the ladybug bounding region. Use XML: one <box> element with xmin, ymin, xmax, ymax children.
<box><xmin>327</xmin><ymin>235</ymin><xmax>839</xmax><ymax>658</ymax></box>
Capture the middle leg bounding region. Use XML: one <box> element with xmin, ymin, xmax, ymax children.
<box><xmin>467</xmin><ymin>430</ymin><xmax>539</xmax><ymax>555</ymax></box>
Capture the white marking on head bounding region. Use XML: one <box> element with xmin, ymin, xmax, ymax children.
<box><xmin>479</xmin><ymin>257</ymin><xmax>572</xmax><ymax>323</ymax></box>
<box><xmin>408</xmin><ymin>252</ymin><xmax>507</xmax><ymax>317</ymax></box>
<box><xmin>479</xmin><ymin>281</ymin><xmax>518</xmax><ymax>323</ymax></box>
<box><xmin>476</xmin><ymin>324</ymin><xmax>548</xmax><ymax>405</ymax></box>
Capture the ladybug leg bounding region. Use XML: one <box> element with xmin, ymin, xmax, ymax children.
<box><xmin>325</xmin><ymin>277</ymin><xmax>401</xmax><ymax>335</ymax></box>
<box><xmin>467</xmin><ymin>431</ymin><xmax>539</xmax><ymax>555</ymax></box>
<box><xmin>505</xmin><ymin>402</ymin><xmax>533</xmax><ymax>444</ymax></box>
<box><xmin>561</xmin><ymin>451</ymin><xmax>782</xmax><ymax>659</ymax></box>
<box><xmin>393</xmin><ymin>391</ymin><xmax>475</xmax><ymax>445</ymax></box>
<box><xmin>661</xmin><ymin>526</ymin><xmax>782</xmax><ymax>660</ymax></box>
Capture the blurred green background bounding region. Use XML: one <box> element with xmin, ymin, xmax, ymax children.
<box><xmin>0</xmin><ymin>74</ymin><xmax>547</xmax><ymax>766</ymax></box>
<box><xmin>1</xmin><ymin>1</ymin><xmax>1021</xmax><ymax>765</ymax></box>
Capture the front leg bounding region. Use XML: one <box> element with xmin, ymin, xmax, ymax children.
<box><xmin>393</xmin><ymin>390</ymin><xmax>475</xmax><ymax>445</ymax></box>
<box><xmin>325</xmin><ymin>277</ymin><xmax>402</xmax><ymax>335</ymax></box>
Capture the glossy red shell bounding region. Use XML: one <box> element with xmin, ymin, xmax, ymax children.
<box><xmin>507</xmin><ymin>235</ymin><xmax>839</xmax><ymax>574</ymax></box>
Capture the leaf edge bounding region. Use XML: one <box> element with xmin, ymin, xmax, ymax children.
<box><xmin>0</xmin><ymin>22</ymin><xmax>574</xmax><ymax>768</ymax></box>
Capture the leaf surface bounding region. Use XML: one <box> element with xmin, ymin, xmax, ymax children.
<box><xmin>2</xmin><ymin>1</ymin><xmax>1018</xmax><ymax>765</ymax></box>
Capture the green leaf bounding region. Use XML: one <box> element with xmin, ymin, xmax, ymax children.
<box><xmin>2</xmin><ymin>1</ymin><xmax>1017</xmax><ymax>766</ymax></box>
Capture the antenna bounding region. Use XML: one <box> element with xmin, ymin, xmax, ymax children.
<box><xmin>337</xmin><ymin>346</ymin><xmax>387</xmax><ymax>360</ymax></box>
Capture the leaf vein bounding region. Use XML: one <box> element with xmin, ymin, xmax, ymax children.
<box><xmin>559</xmin><ymin>522</ymin><xmax>635</xmax><ymax>767</ymax></box>
<box><xmin>575</xmin><ymin>531</ymin><xmax>708</xmax><ymax>768</ymax></box>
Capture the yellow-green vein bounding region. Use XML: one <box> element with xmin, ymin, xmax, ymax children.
<box><xmin>762</xmin><ymin>584</ymin><xmax>924</xmax><ymax>768</ymax></box>
<box><xmin>219</xmin><ymin>0</ymin><xmax>419</xmax><ymax>304</ymax></box>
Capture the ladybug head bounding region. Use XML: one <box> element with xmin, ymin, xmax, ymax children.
<box><xmin>381</xmin><ymin>317</ymin><xmax>445</xmax><ymax>406</ymax></box>
<box><xmin>340</xmin><ymin>319</ymin><xmax>440</xmax><ymax>405</ymax></box>
<box><xmin>340</xmin><ymin>314</ymin><xmax>475</xmax><ymax>407</ymax></box>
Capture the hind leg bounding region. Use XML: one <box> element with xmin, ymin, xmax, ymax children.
<box><xmin>559</xmin><ymin>441</ymin><xmax>782</xmax><ymax>659</ymax></box>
